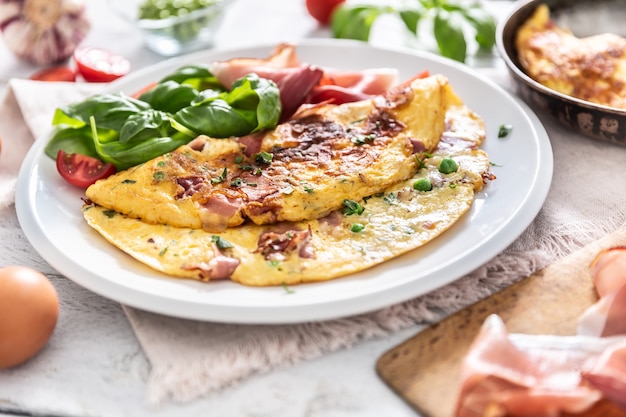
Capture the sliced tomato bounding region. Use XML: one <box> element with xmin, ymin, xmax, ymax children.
<box><xmin>74</xmin><ymin>47</ymin><xmax>130</xmax><ymax>83</ymax></box>
<box><xmin>305</xmin><ymin>0</ymin><xmax>345</xmax><ymax>25</ymax></box>
<box><xmin>29</xmin><ymin>66</ymin><xmax>76</xmax><ymax>82</ymax></box>
<box><xmin>56</xmin><ymin>150</ymin><xmax>116</xmax><ymax>188</ymax></box>
<box><xmin>131</xmin><ymin>82</ymin><xmax>157</xmax><ymax>99</ymax></box>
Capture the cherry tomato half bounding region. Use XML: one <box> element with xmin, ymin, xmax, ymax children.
<box><xmin>305</xmin><ymin>0</ymin><xmax>345</xmax><ymax>25</ymax></box>
<box><xmin>130</xmin><ymin>82</ymin><xmax>157</xmax><ymax>99</ymax></box>
<box><xmin>29</xmin><ymin>66</ymin><xmax>76</xmax><ymax>82</ymax></box>
<box><xmin>56</xmin><ymin>150</ymin><xmax>116</xmax><ymax>189</ymax></box>
<box><xmin>73</xmin><ymin>47</ymin><xmax>130</xmax><ymax>83</ymax></box>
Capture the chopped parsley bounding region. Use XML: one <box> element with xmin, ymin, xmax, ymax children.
<box><xmin>153</xmin><ymin>171</ymin><xmax>166</xmax><ymax>181</ymax></box>
<box><xmin>383</xmin><ymin>193</ymin><xmax>398</xmax><ymax>205</ymax></box>
<box><xmin>498</xmin><ymin>124</ymin><xmax>513</xmax><ymax>138</ymax></box>
<box><xmin>230</xmin><ymin>178</ymin><xmax>243</xmax><ymax>187</ymax></box>
<box><xmin>342</xmin><ymin>199</ymin><xmax>364</xmax><ymax>216</ymax></box>
<box><xmin>157</xmin><ymin>160</ymin><xmax>167</xmax><ymax>167</ymax></box>
<box><xmin>103</xmin><ymin>209</ymin><xmax>116</xmax><ymax>218</ymax></box>
<box><xmin>159</xmin><ymin>246</ymin><xmax>168</xmax><ymax>256</ymax></box>
<box><xmin>303</xmin><ymin>185</ymin><xmax>314</xmax><ymax>193</ymax></box>
<box><xmin>211</xmin><ymin>167</ymin><xmax>227</xmax><ymax>184</ymax></box>
<box><xmin>255</xmin><ymin>151</ymin><xmax>273</xmax><ymax>164</ymax></box>
<box><xmin>211</xmin><ymin>235</ymin><xmax>234</xmax><ymax>249</ymax></box>
<box><xmin>121</xmin><ymin>179</ymin><xmax>136</xmax><ymax>184</ymax></box>
<box><xmin>351</xmin><ymin>133</ymin><xmax>376</xmax><ymax>145</ymax></box>
<box><xmin>415</xmin><ymin>156</ymin><xmax>426</xmax><ymax>170</ymax></box>
<box><xmin>281</xmin><ymin>282</ymin><xmax>295</xmax><ymax>294</ymax></box>
<box><xmin>234</xmin><ymin>155</ymin><xmax>244</xmax><ymax>164</ymax></box>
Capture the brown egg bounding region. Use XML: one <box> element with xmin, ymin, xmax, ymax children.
<box><xmin>0</xmin><ymin>266</ymin><xmax>59</xmax><ymax>369</ymax></box>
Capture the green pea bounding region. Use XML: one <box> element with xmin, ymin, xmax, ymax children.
<box><xmin>413</xmin><ymin>178</ymin><xmax>432</xmax><ymax>191</ymax></box>
<box><xmin>350</xmin><ymin>223</ymin><xmax>365</xmax><ymax>233</ymax></box>
<box><xmin>439</xmin><ymin>158</ymin><xmax>458</xmax><ymax>174</ymax></box>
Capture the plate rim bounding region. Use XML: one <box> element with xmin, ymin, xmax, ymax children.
<box><xmin>15</xmin><ymin>39</ymin><xmax>554</xmax><ymax>324</ymax></box>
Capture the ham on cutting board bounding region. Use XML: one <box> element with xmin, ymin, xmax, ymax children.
<box><xmin>376</xmin><ymin>226</ymin><xmax>626</xmax><ymax>417</ymax></box>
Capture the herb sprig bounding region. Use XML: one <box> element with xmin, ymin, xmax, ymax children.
<box><xmin>331</xmin><ymin>0</ymin><xmax>496</xmax><ymax>63</ymax></box>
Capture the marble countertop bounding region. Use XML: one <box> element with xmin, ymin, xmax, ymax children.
<box><xmin>0</xmin><ymin>1</ymin><xmax>515</xmax><ymax>416</ymax></box>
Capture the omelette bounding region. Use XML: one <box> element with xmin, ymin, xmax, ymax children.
<box><xmin>86</xmin><ymin>75</ymin><xmax>449</xmax><ymax>232</ymax></box>
<box><xmin>516</xmin><ymin>4</ymin><xmax>626</xmax><ymax>109</ymax></box>
<box><xmin>82</xmin><ymin>77</ymin><xmax>494</xmax><ymax>286</ymax></box>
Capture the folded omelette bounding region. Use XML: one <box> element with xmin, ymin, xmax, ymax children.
<box><xmin>82</xmin><ymin>75</ymin><xmax>494</xmax><ymax>286</ymax></box>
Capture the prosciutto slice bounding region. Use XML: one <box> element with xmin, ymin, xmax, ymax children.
<box><xmin>209</xmin><ymin>43</ymin><xmax>405</xmax><ymax>120</ymax></box>
<box><xmin>209</xmin><ymin>43</ymin><xmax>322</xmax><ymax>120</ymax></box>
<box><xmin>579</xmin><ymin>247</ymin><xmax>626</xmax><ymax>337</ymax></box>
<box><xmin>456</xmin><ymin>315</ymin><xmax>606</xmax><ymax>417</ymax></box>
<box><xmin>306</xmin><ymin>68</ymin><xmax>399</xmax><ymax>105</ymax></box>
<box><xmin>457</xmin><ymin>246</ymin><xmax>626</xmax><ymax>416</ymax></box>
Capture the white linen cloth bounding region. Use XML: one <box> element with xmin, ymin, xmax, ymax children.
<box><xmin>2</xmin><ymin>70</ymin><xmax>626</xmax><ymax>404</ymax></box>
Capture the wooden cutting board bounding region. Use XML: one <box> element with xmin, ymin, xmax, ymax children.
<box><xmin>376</xmin><ymin>225</ymin><xmax>626</xmax><ymax>417</ymax></box>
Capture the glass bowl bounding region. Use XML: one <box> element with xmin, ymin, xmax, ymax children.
<box><xmin>109</xmin><ymin>0</ymin><xmax>231</xmax><ymax>56</ymax></box>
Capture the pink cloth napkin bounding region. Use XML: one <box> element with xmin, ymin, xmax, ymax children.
<box><xmin>3</xmin><ymin>76</ymin><xmax>626</xmax><ymax>405</ymax></box>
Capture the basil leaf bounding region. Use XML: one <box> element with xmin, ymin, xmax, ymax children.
<box><xmin>230</xmin><ymin>73</ymin><xmax>281</xmax><ymax>132</ymax></box>
<box><xmin>138</xmin><ymin>80</ymin><xmax>199</xmax><ymax>113</ymax></box>
<box><xmin>460</xmin><ymin>6</ymin><xmax>496</xmax><ymax>49</ymax></box>
<box><xmin>93</xmin><ymin>132</ymin><xmax>191</xmax><ymax>170</ymax></box>
<box><xmin>44</xmin><ymin>125</ymin><xmax>99</xmax><ymax>160</ymax></box>
<box><xmin>399</xmin><ymin>7</ymin><xmax>424</xmax><ymax>34</ymax></box>
<box><xmin>53</xmin><ymin>94</ymin><xmax>152</xmax><ymax>132</ymax></box>
<box><xmin>331</xmin><ymin>5</ymin><xmax>386</xmax><ymax>41</ymax></box>
<box><xmin>158</xmin><ymin>64</ymin><xmax>223</xmax><ymax>91</ymax></box>
<box><xmin>119</xmin><ymin>109</ymin><xmax>173</xmax><ymax>143</ymax></box>
<box><xmin>433</xmin><ymin>10</ymin><xmax>467</xmax><ymax>62</ymax></box>
<box><xmin>174</xmin><ymin>73</ymin><xmax>280</xmax><ymax>137</ymax></box>
<box><xmin>46</xmin><ymin>69</ymin><xmax>281</xmax><ymax>171</ymax></box>
<box><xmin>175</xmin><ymin>99</ymin><xmax>257</xmax><ymax>138</ymax></box>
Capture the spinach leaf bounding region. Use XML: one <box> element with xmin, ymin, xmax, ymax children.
<box><xmin>158</xmin><ymin>64</ymin><xmax>223</xmax><ymax>91</ymax></box>
<box><xmin>53</xmin><ymin>94</ymin><xmax>151</xmax><ymax>132</ymax></box>
<box><xmin>94</xmin><ymin>132</ymin><xmax>191</xmax><ymax>170</ymax></box>
<box><xmin>138</xmin><ymin>80</ymin><xmax>199</xmax><ymax>113</ymax></box>
<box><xmin>119</xmin><ymin>109</ymin><xmax>173</xmax><ymax>143</ymax></box>
<box><xmin>46</xmin><ymin>67</ymin><xmax>281</xmax><ymax>171</ymax></box>
<box><xmin>44</xmin><ymin>125</ymin><xmax>99</xmax><ymax>160</ymax></box>
<box><xmin>174</xmin><ymin>73</ymin><xmax>281</xmax><ymax>137</ymax></box>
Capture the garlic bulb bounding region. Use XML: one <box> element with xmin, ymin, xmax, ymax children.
<box><xmin>0</xmin><ymin>0</ymin><xmax>91</xmax><ymax>65</ymax></box>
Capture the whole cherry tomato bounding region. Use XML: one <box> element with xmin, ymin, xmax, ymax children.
<box><xmin>305</xmin><ymin>0</ymin><xmax>345</xmax><ymax>25</ymax></box>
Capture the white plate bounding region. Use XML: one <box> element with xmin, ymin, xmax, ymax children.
<box><xmin>16</xmin><ymin>39</ymin><xmax>553</xmax><ymax>324</ymax></box>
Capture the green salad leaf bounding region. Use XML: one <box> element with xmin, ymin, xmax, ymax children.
<box><xmin>330</xmin><ymin>0</ymin><xmax>496</xmax><ymax>63</ymax></box>
<box><xmin>45</xmin><ymin>66</ymin><xmax>282</xmax><ymax>171</ymax></box>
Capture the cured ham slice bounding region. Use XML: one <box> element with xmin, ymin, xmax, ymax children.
<box><xmin>579</xmin><ymin>247</ymin><xmax>626</xmax><ymax>337</ymax></box>
<box><xmin>456</xmin><ymin>247</ymin><xmax>626</xmax><ymax>416</ymax></box>
<box><xmin>589</xmin><ymin>247</ymin><xmax>626</xmax><ymax>297</ymax></box>
<box><xmin>209</xmin><ymin>43</ymin><xmax>323</xmax><ymax>120</ymax></box>
<box><xmin>582</xmin><ymin>340</ymin><xmax>626</xmax><ymax>409</ymax></box>
<box><xmin>209</xmin><ymin>43</ymin><xmax>404</xmax><ymax>119</ymax></box>
<box><xmin>306</xmin><ymin>68</ymin><xmax>400</xmax><ymax>104</ymax></box>
<box><xmin>456</xmin><ymin>315</ymin><xmax>605</xmax><ymax>417</ymax></box>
